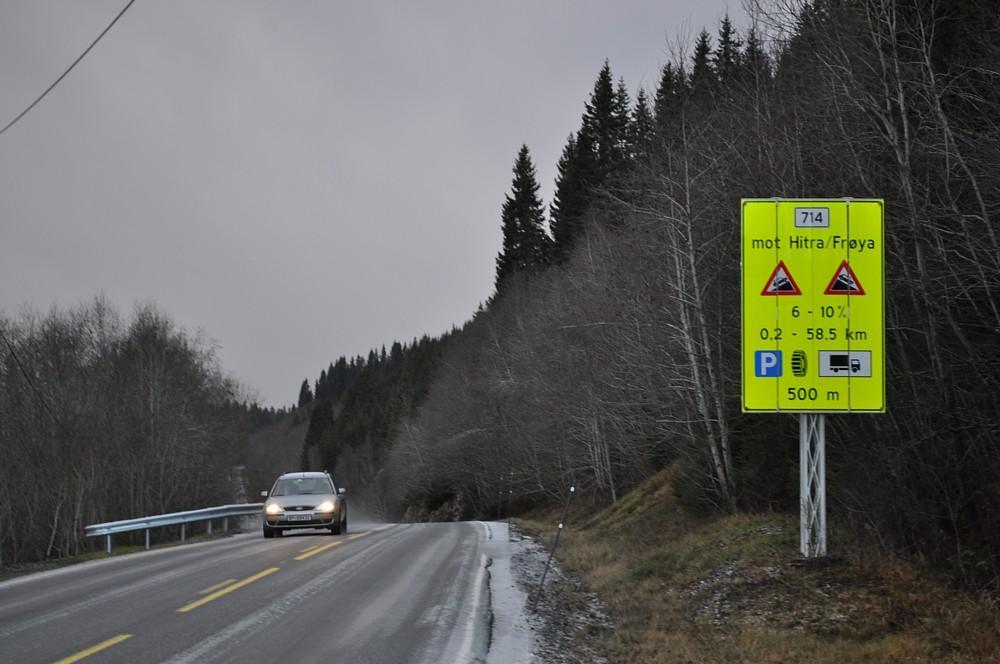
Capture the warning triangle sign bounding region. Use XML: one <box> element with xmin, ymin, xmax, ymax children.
<box><xmin>824</xmin><ymin>260</ymin><xmax>865</xmax><ymax>295</ymax></box>
<box><xmin>761</xmin><ymin>261</ymin><xmax>801</xmax><ymax>296</ymax></box>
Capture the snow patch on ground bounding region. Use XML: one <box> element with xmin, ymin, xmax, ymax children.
<box><xmin>484</xmin><ymin>521</ymin><xmax>610</xmax><ymax>664</ymax></box>
<box><xmin>484</xmin><ymin>521</ymin><xmax>538</xmax><ymax>663</ymax></box>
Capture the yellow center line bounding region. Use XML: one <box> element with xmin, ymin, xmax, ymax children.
<box><xmin>348</xmin><ymin>532</ymin><xmax>369</xmax><ymax>540</ymax></box>
<box><xmin>299</xmin><ymin>544</ymin><xmax>318</xmax><ymax>554</ymax></box>
<box><xmin>197</xmin><ymin>578</ymin><xmax>237</xmax><ymax>595</ymax></box>
<box><xmin>294</xmin><ymin>540</ymin><xmax>342</xmax><ymax>561</ymax></box>
<box><xmin>54</xmin><ymin>634</ymin><xmax>133</xmax><ymax>664</ymax></box>
<box><xmin>177</xmin><ymin>567</ymin><xmax>279</xmax><ymax>613</ymax></box>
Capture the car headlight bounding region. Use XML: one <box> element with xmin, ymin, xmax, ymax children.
<box><xmin>265</xmin><ymin>503</ymin><xmax>283</xmax><ymax>515</ymax></box>
<box><xmin>316</xmin><ymin>500</ymin><xmax>335</xmax><ymax>512</ymax></box>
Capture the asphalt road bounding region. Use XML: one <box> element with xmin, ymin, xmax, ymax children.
<box><xmin>0</xmin><ymin>521</ymin><xmax>495</xmax><ymax>663</ymax></box>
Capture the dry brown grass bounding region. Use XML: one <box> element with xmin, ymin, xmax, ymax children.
<box><xmin>518</xmin><ymin>466</ymin><xmax>1000</xmax><ymax>663</ymax></box>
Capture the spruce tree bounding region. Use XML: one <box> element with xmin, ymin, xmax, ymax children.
<box><xmin>714</xmin><ymin>14</ymin><xmax>742</xmax><ymax>86</ymax></box>
<box><xmin>549</xmin><ymin>134</ymin><xmax>586</xmax><ymax>260</ymax></box>
<box><xmin>581</xmin><ymin>62</ymin><xmax>629</xmax><ymax>182</ymax></box>
<box><xmin>316</xmin><ymin>369</ymin><xmax>328</xmax><ymax>400</ymax></box>
<box><xmin>613</xmin><ymin>77</ymin><xmax>632</xmax><ymax>159</ymax></box>
<box><xmin>653</xmin><ymin>63</ymin><xmax>680</xmax><ymax>140</ymax></box>
<box><xmin>690</xmin><ymin>29</ymin><xmax>715</xmax><ymax>95</ymax></box>
<box><xmin>551</xmin><ymin>61</ymin><xmax>636</xmax><ymax>258</ymax></box>
<box><xmin>333</xmin><ymin>357</ymin><xmax>349</xmax><ymax>400</ymax></box>
<box><xmin>297</xmin><ymin>379</ymin><xmax>313</xmax><ymax>408</ymax></box>
<box><xmin>629</xmin><ymin>88</ymin><xmax>654</xmax><ymax>160</ymax></box>
<box><xmin>741</xmin><ymin>27</ymin><xmax>771</xmax><ymax>84</ymax></box>
<box><xmin>496</xmin><ymin>192</ymin><xmax>520</xmax><ymax>289</ymax></box>
<box><xmin>495</xmin><ymin>144</ymin><xmax>550</xmax><ymax>292</ymax></box>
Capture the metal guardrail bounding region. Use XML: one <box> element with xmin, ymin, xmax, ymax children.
<box><xmin>85</xmin><ymin>503</ymin><xmax>263</xmax><ymax>553</ymax></box>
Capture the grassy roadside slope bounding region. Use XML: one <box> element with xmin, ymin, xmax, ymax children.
<box><xmin>519</xmin><ymin>466</ymin><xmax>1000</xmax><ymax>663</ymax></box>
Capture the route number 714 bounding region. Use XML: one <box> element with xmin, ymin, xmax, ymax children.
<box><xmin>795</xmin><ymin>207</ymin><xmax>830</xmax><ymax>228</ymax></box>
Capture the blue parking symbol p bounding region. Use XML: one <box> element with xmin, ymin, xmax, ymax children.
<box><xmin>755</xmin><ymin>350</ymin><xmax>782</xmax><ymax>377</ymax></box>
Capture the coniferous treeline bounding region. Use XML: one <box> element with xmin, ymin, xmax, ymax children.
<box><xmin>245</xmin><ymin>402</ymin><xmax>291</xmax><ymax>429</ymax></box>
<box><xmin>282</xmin><ymin>0</ymin><xmax>1000</xmax><ymax>586</ymax></box>
<box><xmin>296</xmin><ymin>334</ymin><xmax>451</xmax><ymax>513</ymax></box>
<box><xmin>295</xmin><ymin>355</ymin><xmax>368</xmax><ymax>410</ymax></box>
<box><xmin>374</xmin><ymin>0</ymin><xmax>1000</xmax><ymax>588</ymax></box>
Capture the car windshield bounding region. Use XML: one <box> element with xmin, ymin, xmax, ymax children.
<box><xmin>271</xmin><ymin>477</ymin><xmax>331</xmax><ymax>496</ymax></box>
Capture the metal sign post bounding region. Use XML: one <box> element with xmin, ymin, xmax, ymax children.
<box><xmin>800</xmin><ymin>414</ymin><xmax>826</xmax><ymax>557</ymax></box>
<box><xmin>741</xmin><ymin>198</ymin><xmax>885</xmax><ymax>559</ymax></box>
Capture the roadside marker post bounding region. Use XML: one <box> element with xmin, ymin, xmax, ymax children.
<box><xmin>741</xmin><ymin>199</ymin><xmax>885</xmax><ymax>558</ymax></box>
<box><xmin>507</xmin><ymin>471</ymin><xmax>513</xmax><ymax>543</ymax></box>
<box><xmin>531</xmin><ymin>485</ymin><xmax>575</xmax><ymax>611</ymax></box>
<box><xmin>497</xmin><ymin>476</ymin><xmax>503</xmax><ymax>521</ymax></box>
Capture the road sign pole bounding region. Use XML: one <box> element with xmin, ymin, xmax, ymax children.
<box><xmin>743</xmin><ymin>199</ymin><xmax>882</xmax><ymax>558</ymax></box>
<box><xmin>799</xmin><ymin>413</ymin><xmax>827</xmax><ymax>557</ymax></box>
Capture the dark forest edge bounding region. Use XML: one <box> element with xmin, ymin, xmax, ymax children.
<box><xmin>0</xmin><ymin>298</ymin><xmax>247</xmax><ymax>564</ymax></box>
<box><xmin>3</xmin><ymin>0</ymin><xmax>998</xmax><ymax>601</ymax></box>
<box><xmin>291</xmin><ymin>0</ymin><xmax>1000</xmax><ymax>593</ymax></box>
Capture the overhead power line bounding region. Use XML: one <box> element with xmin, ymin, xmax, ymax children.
<box><xmin>0</xmin><ymin>326</ymin><xmax>73</xmax><ymax>437</ymax></box>
<box><xmin>0</xmin><ymin>0</ymin><xmax>137</xmax><ymax>139</ymax></box>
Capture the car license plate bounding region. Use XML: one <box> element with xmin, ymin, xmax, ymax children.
<box><xmin>288</xmin><ymin>513</ymin><xmax>311</xmax><ymax>521</ymax></box>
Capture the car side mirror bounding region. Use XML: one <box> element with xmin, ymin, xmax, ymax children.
<box><xmin>338</xmin><ymin>488</ymin><xmax>347</xmax><ymax>495</ymax></box>
<box><xmin>260</xmin><ymin>490</ymin><xmax>268</xmax><ymax>498</ymax></box>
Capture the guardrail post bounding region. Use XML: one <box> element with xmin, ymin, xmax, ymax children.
<box><xmin>207</xmin><ymin>519</ymin><xmax>213</xmax><ymax>535</ymax></box>
<box><xmin>181</xmin><ymin>523</ymin><xmax>186</xmax><ymax>543</ymax></box>
<box><xmin>106</xmin><ymin>535</ymin><xmax>112</xmax><ymax>554</ymax></box>
<box><xmin>144</xmin><ymin>528</ymin><xmax>150</xmax><ymax>550</ymax></box>
<box><xmin>223</xmin><ymin>516</ymin><xmax>228</xmax><ymax>533</ymax></box>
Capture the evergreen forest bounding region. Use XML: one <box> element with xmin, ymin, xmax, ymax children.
<box><xmin>293</xmin><ymin>0</ymin><xmax>1000</xmax><ymax>590</ymax></box>
<box><xmin>5</xmin><ymin>0</ymin><xmax>998</xmax><ymax>595</ymax></box>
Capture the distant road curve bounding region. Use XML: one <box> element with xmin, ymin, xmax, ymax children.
<box><xmin>0</xmin><ymin>521</ymin><xmax>495</xmax><ymax>663</ymax></box>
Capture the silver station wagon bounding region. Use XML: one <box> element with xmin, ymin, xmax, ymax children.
<box><xmin>261</xmin><ymin>471</ymin><xmax>347</xmax><ymax>537</ymax></box>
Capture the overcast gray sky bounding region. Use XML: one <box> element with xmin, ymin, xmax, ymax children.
<box><xmin>0</xmin><ymin>1</ymin><xmax>743</xmax><ymax>407</ymax></box>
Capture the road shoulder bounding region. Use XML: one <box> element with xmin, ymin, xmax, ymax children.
<box><xmin>484</xmin><ymin>521</ymin><xmax>609</xmax><ymax>664</ymax></box>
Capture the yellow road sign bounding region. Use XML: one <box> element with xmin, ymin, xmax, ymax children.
<box><xmin>741</xmin><ymin>199</ymin><xmax>885</xmax><ymax>413</ymax></box>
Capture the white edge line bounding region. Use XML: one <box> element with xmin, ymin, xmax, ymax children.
<box><xmin>0</xmin><ymin>533</ymin><xmax>258</xmax><ymax>590</ymax></box>
<box><xmin>456</xmin><ymin>552</ymin><xmax>489</xmax><ymax>663</ymax></box>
